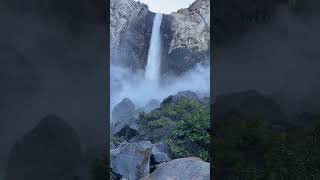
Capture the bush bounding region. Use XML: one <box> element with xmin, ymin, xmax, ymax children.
<box><xmin>139</xmin><ymin>99</ymin><xmax>210</xmax><ymax>161</ymax></box>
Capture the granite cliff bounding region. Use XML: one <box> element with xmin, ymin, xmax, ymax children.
<box><xmin>110</xmin><ymin>0</ymin><xmax>210</xmax><ymax>74</ymax></box>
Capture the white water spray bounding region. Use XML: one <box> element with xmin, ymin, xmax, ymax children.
<box><xmin>145</xmin><ymin>13</ymin><xmax>163</xmax><ymax>83</ymax></box>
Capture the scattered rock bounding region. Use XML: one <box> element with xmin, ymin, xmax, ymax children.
<box><xmin>142</xmin><ymin>157</ymin><xmax>210</xmax><ymax>180</ymax></box>
<box><xmin>110</xmin><ymin>141</ymin><xmax>152</xmax><ymax>180</ymax></box>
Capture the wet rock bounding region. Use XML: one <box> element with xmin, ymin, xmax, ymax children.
<box><xmin>142</xmin><ymin>157</ymin><xmax>210</xmax><ymax>180</ymax></box>
<box><xmin>110</xmin><ymin>141</ymin><xmax>152</xmax><ymax>180</ymax></box>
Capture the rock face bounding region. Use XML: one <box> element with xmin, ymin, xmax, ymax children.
<box><xmin>110</xmin><ymin>0</ymin><xmax>210</xmax><ymax>74</ymax></box>
<box><xmin>110</xmin><ymin>0</ymin><xmax>154</xmax><ymax>70</ymax></box>
<box><xmin>5</xmin><ymin>114</ymin><xmax>83</xmax><ymax>180</ymax></box>
<box><xmin>142</xmin><ymin>157</ymin><xmax>210</xmax><ymax>180</ymax></box>
<box><xmin>110</xmin><ymin>141</ymin><xmax>152</xmax><ymax>180</ymax></box>
<box><xmin>161</xmin><ymin>0</ymin><xmax>210</xmax><ymax>74</ymax></box>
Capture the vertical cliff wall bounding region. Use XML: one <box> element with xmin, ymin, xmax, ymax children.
<box><xmin>111</xmin><ymin>0</ymin><xmax>210</xmax><ymax>75</ymax></box>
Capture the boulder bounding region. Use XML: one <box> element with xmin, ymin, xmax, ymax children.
<box><xmin>142</xmin><ymin>157</ymin><xmax>210</xmax><ymax>180</ymax></box>
<box><xmin>161</xmin><ymin>90</ymin><xmax>199</xmax><ymax>107</ymax></box>
<box><xmin>5</xmin><ymin>114</ymin><xmax>83</xmax><ymax>180</ymax></box>
<box><xmin>151</xmin><ymin>142</ymin><xmax>171</xmax><ymax>165</ymax></box>
<box><xmin>110</xmin><ymin>141</ymin><xmax>152</xmax><ymax>180</ymax></box>
<box><xmin>111</xmin><ymin>98</ymin><xmax>138</xmax><ymax>134</ymax></box>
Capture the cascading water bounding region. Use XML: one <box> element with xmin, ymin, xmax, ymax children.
<box><xmin>145</xmin><ymin>13</ymin><xmax>163</xmax><ymax>84</ymax></box>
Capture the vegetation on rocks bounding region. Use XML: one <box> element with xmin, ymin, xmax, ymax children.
<box><xmin>139</xmin><ymin>99</ymin><xmax>210</xmax><ymax>162</ymax></box>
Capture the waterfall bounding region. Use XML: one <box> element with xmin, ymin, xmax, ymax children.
<box><xmin>145</xmin><ymin>13</ymin><xmax>163</xmax><ymax>83</ymax></box>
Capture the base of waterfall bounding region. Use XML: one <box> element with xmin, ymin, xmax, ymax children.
<box><xmin>110</xmin><ymin>90</ymin><xmax>210</xmax><ymax>180</ymax></box>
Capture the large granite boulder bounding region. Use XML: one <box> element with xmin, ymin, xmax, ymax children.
<box><xmin>110</xmin><ymin>141</ymin><xmax>152</xmax><ymax>180</ymax></box>
<box><xmin>142</xmin><ymin>157</ymin><xmax>210</xmax><ymax>180</ymax></box>
<box><xmin>5</xmin><ymin>114</ymin><xmax>83</xmax><ymax>180</ymax></box>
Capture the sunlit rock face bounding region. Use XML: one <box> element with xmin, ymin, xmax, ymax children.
<box><xmin>161</xmin><ymin>0</ymin><xmax>210</xmax><ymax>75</ymax></box>
<box><xmin>110</xmin><ymin>0</ymin><xmax>154</xmax><ymax>70</ymax></box>
<box><xmin>111</xmin><ymin>0</ymin><xmax>210</xmax><ymax>75</ymax></box>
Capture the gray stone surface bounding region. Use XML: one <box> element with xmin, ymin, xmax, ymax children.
<box><xmin>111</xmin><ymin>98</ymin><xmax>137</xmax><ymax>134</ymax></box>
<box><xmin>142</xmin><ymin>157</ymin><xmax>210</xmax><ymax>180</ymax></box>
<box><xmin>110</xmin><ymin>141</ymin><xmax>153</xmax><ymax>180</ymax></box>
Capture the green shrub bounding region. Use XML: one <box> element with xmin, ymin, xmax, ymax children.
<box><xmin>139</xmin><ymin>99</ymin><xmax>210</xmax><ymax>162</ymax></box>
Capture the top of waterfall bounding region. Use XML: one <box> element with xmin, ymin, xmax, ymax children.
<box><xmin>135</xmin><ymin>0</ymin><xmax>196</xmax><ymax>14</ymax></box>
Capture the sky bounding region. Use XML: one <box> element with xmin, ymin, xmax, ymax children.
<box><xmin>136</xmin><ymin>0</ymin><xmax>196</xmax><ymax>14</ymax></box>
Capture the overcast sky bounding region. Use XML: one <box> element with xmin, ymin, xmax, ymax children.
<box><xmin>136</xmin><ymin>0</ymin><xmax>196</xmax><ymax>14</ymax></box>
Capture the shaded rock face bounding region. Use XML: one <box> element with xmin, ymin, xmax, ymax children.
<box><xmin>5</xmin><ymin>114</ymin><xmax>83</xmax><ymax>180</ymax></box>
<box><xmin>110</xmin><ymin>141</ymin><xmax>152</xmax><ymax>180</ymax></box>
<box><xmin>110</xmin><ymin>0</ymin><xmax>154</xmax><ymax>70</ymax></box>
<box><xmin>161</xmin><ymin>0</ymin><xmax>210</xmax><ymax>75</ymax></box>
<box><xmin>214</xmin><ymin>90</ymin><xmax>285</xmax><ymax>123</ymax></box>
<box><xmin>111</xmin><ymin>0</ymin><xmax>210</xmax><ymax>75</ymax></box>
<box><xmin>142</xmin><ymin>157</ymin><xmax>210</xmax><ymax>180</ymax></box>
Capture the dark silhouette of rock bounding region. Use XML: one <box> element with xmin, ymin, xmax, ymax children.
<box><xmin>214</xmin><ymin>90</ymin><xmax>285</xmax><ymax>123</ymax></box>
<box><xmin>5</xmin><ymin>114</ymin><xmax>83</xmax><ymax>180</ymax></box>
<box><xmin>110</xmin><ymin>141</ymin><xmax>152</xmax><ymax>180</ymax></box>
<box><xmin>142</xmin><ymin>157</ymin><xmax>210</xmax><ymax>180</ymax></box>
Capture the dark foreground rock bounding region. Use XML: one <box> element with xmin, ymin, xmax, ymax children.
<box><xmin>214</xmin><ymin>90</ymin><xmax>285</xmax><ymax>123</ymax></box>
<box><xmin>5</xmin><ymin>114</ymin><xmax>83</xmax><ymax>180</ymax></box>
<box><xmin>142</xmin><ymin>157</ymin><xmax>210</xmax><ymax>180</ymax></box>
<box><xmin>110</xmin><ymin>141</ymin><xmax>152</xmax><ymax>180</ymax></box>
